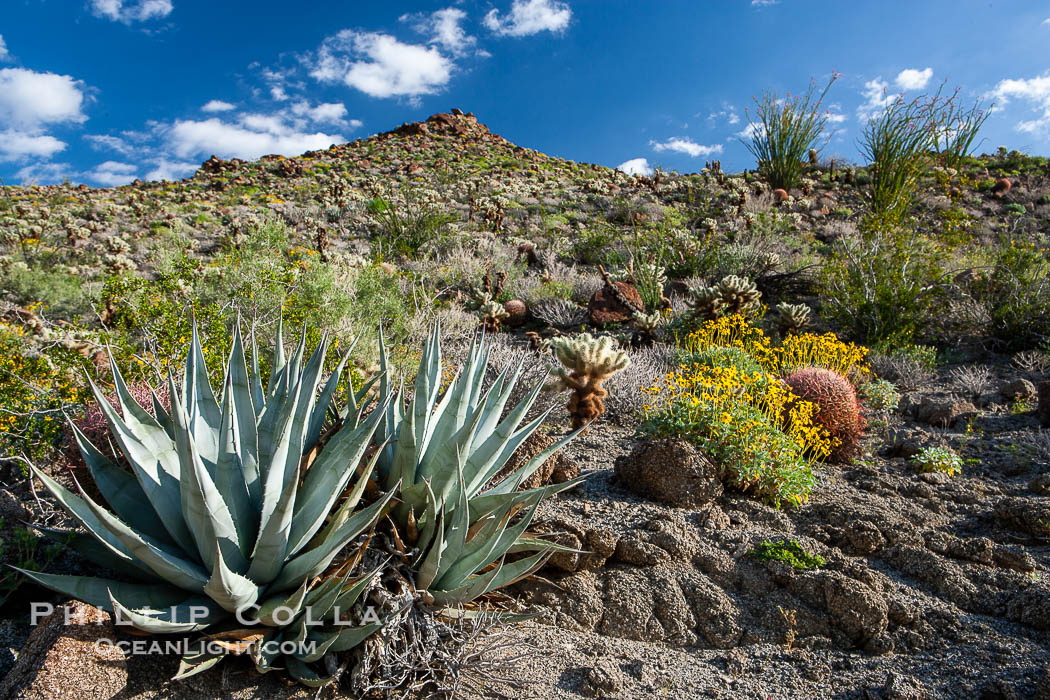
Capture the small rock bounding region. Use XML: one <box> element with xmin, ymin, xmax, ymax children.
<box><xmin>846</xmin><ymin>520</ymin><xmax>886</xmax><ymax>554</ymax></box>
<box><xmin>995</xmin><ymin>497</ymin><xmax>1050</xmax><ymax>540</ymax></box>
<box><xmin>883</xmin><ymin>671</ymin><xmax>928</xmax><ymax>699</ymax></box>
<box><xmin>1030</xmin><ymin>473</ymin><xmax>1050</xmax><ymax>496</ymax></box>
<box><xmin>614</xmin><ymin>438</ymin><xmax>723</xmax><ymax>507</ymax></box>
<box><xmin>579</xmin><ymin>659</ymin><xmax>625</xmax><ymax>697</ymax></box>
<box><xmin>919</xmin><ymin>471</ymin><xmax>950</xmax><ymax>485</ymax></box>
<box><xmin>915</xmin><ymin>398</ymin><xmax>978</xmax><ymax>428</ymax></box>
<box><xmin>0</xmin><ymin>489</ymin><xmax>28</xmax><ymax>521</ymax></box>
<box><xmin>1000</xmin><ymin>378</ymin><xmax>1036</xmax><ymax>401</ymax></box>
<box><xmin>588</xmin><ymin>282</ymin><xmax>644</xmax><ymax>325</ymax></box>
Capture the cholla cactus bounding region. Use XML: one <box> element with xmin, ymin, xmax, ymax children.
<box><xmin>546</xmin><ymin>333</ymin><xmax>631</xmax><ymax>430</ymax></box>
<box><xmin>478</xmin><ymin>298</ymin><xmax>509</xmax><ymax>332</ymax></box>
<box><xmin>775</xmin><ymin>302</ymin><xmax>812</xmax><ymax>335</ymax></box>
<box><xmin>631</xmin><ymin>310</ymin><xmax>664</xmax><ymax>347</ymax></box>
<box><xmin>687</xmin><ymin>275</ymin><xmax>762</xmax><ymax>320</ymax></box>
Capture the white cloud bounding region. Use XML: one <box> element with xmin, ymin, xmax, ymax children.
<box><xmin>14</xmin><ymin>161</ymin><xmax>74</xmax><ymax>184</ymax></box>
<box><xmin>1042</xmin><ymin>18</ymin><xmax>1050</xmax><ymax>26</ymax></box>
<box><xmin>0</xmin><ymin>35</ymin><xmax>10</xmax><ymax>62</ymax></box>
<box><xmin>650</xmin><ymin>137</ymin><xmax>723</xmax><ymax>158</ymax></box>
<box><xmin>483</xmin><ymin>0</ymin><xmax>571</xmax><ymax>37</ymax></box>
<box><xmin>0</xmin><ymin>68</ymin><xmax>86</xmax><ymax>128</ymax></box>
<box><xmin>145</xmin><ymin>158</ymin><xmax>197</xmax><ymax>181</ymax></box>
<box><xmin>404</xmin><ymin>7</ymin><xmax>476</xmax><ymax>57</ymax></box>
<box><xmin>990</xmin><ymin>72</ymin><xmax>1050</xmax><ymax>138</ymax></box>
<box><xmin>857</xmin><ymin>78</ymin><xmax>898</xmax><ymax>122</ymax></box>
<box><xmin>202</xmin><ymin>100</ymin><xmax>235</xmax><ymax>113</ymax></box>
<box><xmin>90</xmin><ymin>0</ymin><xmax>173</xmax><ymax>23</ymax></box>
<box><xmin>289</xmin><ymin>101</ymin><xmax>360</xmax><ymax>127</ymax></box>
<box><xmin>895</xmin><ymin>67</ymin><xmax>933</xmax><ymax>91</ymax></box>
<box><xmin>826</xmin><ymin>111</ymin><xmax>847</xmax><ymax>124</ymax></box>
<box><xmin>706</xmin><ymin>105</ymin><xmax>740</xmax><ymax>126</ymax></box>
<box><xmin>0</xmin><ymin>131</ymin><xmax>66</xmax><ymax>161</ymax></box>
<box><xmin>85</xmin><ymin>160</ymin><xmax>138</xmax><ymax>186</ymax></box>
<box><xmin>616</xmin><ymin>157</ymin><xmax>652</xmax><ymax>176</ymax></box>
<box><xmin>166</xmin><ymin>116</ymin><xmax>346</xmax><ymax>160</ymax></box>
<box><xmin>736</xmin><ymin>122</ymin><xmax>763</xmax><ymax>141</ymax></box>
<box><xmin>751</xmin><ymin>0</ymin><xmax>779</xmax><ymax>5</ymax></box>
<box><xmin>310</xmin><ymin>30</ymin><xmax>452</xmax><ymax>99</ymax></box>
<box><xmin>85</xmin><ymin>134</ymin><xmax>136</xmax><ymax>155</ymax></box>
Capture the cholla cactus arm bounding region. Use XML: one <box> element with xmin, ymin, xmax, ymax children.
<box><xmin>775</xmin><ymin>301</ymin><xmax>812</xmax><ymax>335</ymax></box>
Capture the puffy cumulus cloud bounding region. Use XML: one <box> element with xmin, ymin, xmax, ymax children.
<box><xmin>85</xmin><ymin>160</ymin><xmax>138</xmax><ymax>186</ymax></box>
<box><xmin>90</xmin><ymin>0</ymin><xmax>173</xmax><ymax>23</ymax></box>
<box><xmin>0</xmin><ymin>131</ymin><xmax>66</xmax><ymax>161</ymax></box>
<box><xmin>895</xmin><ymin>67</ymin><xmax>933</xmax><ymax>91</ymax></box>
<box><xmin>0</xmin><ymin>68</ymin><xmax>86</xmax><ymax>129</ymax></box>
<box><xmin>616</xmin><ymin>157</ymin><xmax>653</xmax><ymax>176</ymax></box>
<box><xmin>0</xmin><ymin>35</ymin><xmax>10</xmax><ymax>62</ymax></box>
<box><xmin>403</xmin><ymin>7</ymin><xmax>476</xmax><ymax>57</ymax></box>
<box><xmin>650</xmin><ymin>137</ymin><xmax>723</xmax><ymax>158</ymax></box>
<box><xmin>310</xmin><ymin>30</ymin><xmax>452</xmax><ymax>99</ymax></box>
<box><xmin>0</xmin><ymin>67</ymin><xmax>86</xmax><ymax>163</ymax></box>
<box><xmin>990</xmin><ymin>72</ymin><xmax>1050</xmax><ymax>137</ymax></box>
<box><xmin>202</xmin><ymin>100</ymin><xmax>235</xmax><ymax>113</ymax></box>
<box><xmin>483</xmin><ymin>0</ymin><xmax>571</xmax><ymax>37</ymax></box>
<box><xmin>14</xmin><ymin>161</ymin><xmax>75</xmax><ymax>184</ymax></box>
<box><xmin>856</xmin><ymin>78</ymin><xmax>898</xmax><ymax>122</ymax></box>
<box><xmin>165</xmin><ymin>115</ymin><xmax>347</xmax><ymax>160</ymax></box>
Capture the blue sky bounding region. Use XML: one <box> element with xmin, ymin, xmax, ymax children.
<box><xmin>1</xmin><ymin>0</ymin><xmax>1049</xmax><ymax>185</ymax></box>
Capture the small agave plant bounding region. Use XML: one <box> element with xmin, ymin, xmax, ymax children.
<box><xmin>19</xmin><ymin>322</ymin><xmax>395</xmax><ymax>686</ymax></box>
<box><xmin>372</xmin><ymin>328</ymin><xmax>584</xmax><ymax>608</ymax></box>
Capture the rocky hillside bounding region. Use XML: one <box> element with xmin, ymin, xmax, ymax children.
<box><xmin>1</xmin><ymin>110</ymin><xmax>1050</xmax><ymax>698</ymax></box>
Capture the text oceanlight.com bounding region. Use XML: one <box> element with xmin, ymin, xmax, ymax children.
<box><xmin>92</xmin><ymin>638</ymin><xmax>319</xmax><ymax>656</ymax></box>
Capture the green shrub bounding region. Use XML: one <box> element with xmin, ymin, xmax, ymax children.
<box><xmin>911</xmin><ymin>446</ymin><xmax>963</xmax><ymax>476</ymax></box>
<box><xmin>750</xmin><ymin>539</ymin><xmax>826</xmax><ymax>570</ymax></box>
<box><xmin>743</xmin><ymin>75</ymin><xmax>839</xmax><ymax>190</ymax></box>
<box><xmin>858</xmin><ymin>378</ymin><xmax>901</xmax><ymax>413</ymax></box>
<box><xmin>821</xmin><ymin>224</ymin><xmax>951</xmax><ymax>344</ymax></box>
<box><xmin>1004</xmin><ymin>203</ymin><xmax>1027</xmax><ymax>216</ymax></box>
<box><xmin>966</xmin><ymin>238</ymin><xmax>1050</xmax><ymax>349</ymax></box>
<box><xmin>366</xmin><ymin>194</ymin><xmax>457</xmax><ymax>259</ymax></box>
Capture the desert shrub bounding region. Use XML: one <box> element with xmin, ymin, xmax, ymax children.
<box><xmin>750</xmin><ymin>539</ymin><xmax>826</xmax><ymax>570</ymax></box>
<box><xmin>1</xmin><ymin>263</ymin><xmax>96</xmax><ymax>319</ymax></box>
<box><xmin>1003</xmin><ymin>203</ymin><xmax>1026</xmax><ymax>216</ymax></box>
<box><xmin>65</xmin><ymin>380</ymin><xmax>170</xmax><ymax>467</ymax></box>
<box><xmin>964</xmin><ymin>238</ymin><xmax>1050</xmax><ymax>349</ymax></box>
<box><xmin>783</xmin><ymin>366</ymin><xmax>866</xmax><ymax>463</ymax></box>
<box><xmin>366</xmin><ymin>194</ymin><xmax>457</xmax><ymax>259</ymax></box>
<box><xmin>0</xmin><ymin>321</ymin><xmax>88</xmax><ymax>461</ymax></box>
<box><xmin>858</xmin><ymin>378</ymin><xmax>900</xmax><ymax>413</ymax></box>
<box><xmin>603</xmin><ymin>344</ymin><xmax>676</xmax><ymax>422</ymax></box>
<box><xmin>859</xmin><ymin>95</ymin><xmax>939</xmax><ymax>224</ymax></box>
<box><xmin>911</xmin><ymin>446</ymin><xmax>962</xmax><ymax>476</ymax></box>
<box><xmin>743</xmin><ymin>75</ymin><xmax>839</xmax><ymax>190</ymax></box>
<box><xmin>821</xmin><ymin>224</ymin><xmax>952</xmax><ymax>344</ymax></box>
<box><xmin>681</xmin><ymin>345</ymin><xmax>764</xmax><ymax>376</ymax></box>
<box><xmin>640</xmin><ymin>357</ymin><xmax>829</xmax><ymax>507</ymax></box>
<box><xmin>869</xmin><ymin>347</ymin><xmax>936</xmax><ymax>392</ymax></box>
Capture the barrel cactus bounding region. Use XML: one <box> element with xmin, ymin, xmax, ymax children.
<box><xmin>783</xmin><ymin>366</ymin><xmax>866</xmax><ymax>462</ymax></box>
<box><xmin>545</xmin><ymin>333</ymin><xmax>631</xmax><ymax>431</ymax></box>
<box><xmin>20</xmin><ymin>323</ymin><xmax>394</xmax><ymax>684</ymax></box>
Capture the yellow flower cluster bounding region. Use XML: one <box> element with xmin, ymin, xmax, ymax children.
<box><xmin>683</xmin><ymin>315</ymin><xmax>869</xmax><ymax>378</ymax></box>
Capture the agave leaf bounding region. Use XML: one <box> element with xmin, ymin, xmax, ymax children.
<box><xmin>108</xmin><ymin>590</ymin><xmax>218</xmax><ymax>633</ymax></box>
<box><xmin>306</xmin><ymin>341</ymin><xmax>357</xmax><ymax>451</ymax></box>
<box><xmin>78</xmin><ymin>483</ymin><xmax>210</xmax><ymax>591</ymax></box>
<box><xmin>203</xmin><ymin>542</ymin><xmax>260</xmax><ymax>614</ymax></box>
<box><xmin>183</xmin><ymin>323</ymin><xmax>221</xmax><ymax>466</ymax></box>
<box><xmin>285</xmin><ymin>657</ymin><xmax>334</xmax><ymax>688</ymax></box>
<box><xmin>151</xmin><ymin>389</ymin><xmax>175</xmax><ymax>440</ymax></box>
<box><xmin>507</xmin><ymin>536</ymin><xmax>587</xmax><ymax>555</ymax></box>
<box><xmin>68</xmin><ymin>421</ymin><xmax>171</xmax><ymax>544</ymax></box>
<box><xmin>430</xmin><ymin>457</ymin><xmax>471</xmax><ymax>586</ymax></box>
<box><xmin>13</xmin><ymin>569</ymin><xmax>186</xmax><ymax>612</ymax></box>
<box><xmin>303</xmin><ymin>621</ymin><xmax>383</xmax><ymax>660</ymax></box>
<box><xmin>332</xmin><ymin>564</ymin><xmax>383</xmax><ymax>612</ymax></box>
<box><xmin>271</xmin><ymin>489</ymin><xmax>394</xmax><ymax>590</ymax></box>
<box><xmin>287</xmin><ymin>407</ymin><xmax>386</xmax><ymax>556</ymax></box>
<box><xmin>226</xmin><ymin>325</ymin><xmax>262</xmax><ymax>511</ymax></box>
<box><xmin>173</xmin><ymin>643</ymin><xmax>226</xmax><ymax>680</ymax></box>
<box><xmin>415</xmin><ymin>496</ymin><xmax>446</xmax><ymax>591</ymax></box>
<box><xmin>433</xmin><ymin>493</ymin><xmax>544</xmax><ymax>592</ymax></box>
<box><xmin>459</xmin><ymin>383</ymin><xmax>548</xmax><ymax>497</ymax></box>
<box><xmin>254</xmin><ymin>579</ymin><xmax>309</xmax><ymax>627</ymax></box>
<box><xmin>476</xmin><ymin>548</ymin><xmax>552</xmax><ymax>597</ymax></box>
<box><xmin>428</xmin><ymin>559</ymin><xmax>502</xmax><ymax>607</ymax></box>
<box><xmin>87</xmin><ymin>375</ymin><xmax>195</xmax><ymax>553</ymax></box>
<box><xmin>251</xmin><ymin>630</ymin><xmax>284</xmax><ymax>674</ymax></box>
<box><xmin>249</xmin><ymin>333</ymin><xmax>265</xmax><ymax>416</ymax></box>
<box><xmin>29</xmin><ymin>465</ymin><xmax>138</xmax><ymax>566</ymax></box>
<box><xmin>246</xmin><ymin>467</ymin><xmax>299</xmax><ymax>586</ymax></box>
<box><xmin>306</xmin><ymin>442</ymin><xmax>387</xmax><ymax>553</ymax></box>
<box><xmin>36</xmin><ymin>528</ymin><xmax>156</xmax><ymax>579</ymax></box>
<box><xmin>171</xmin><ymin>389</ymin><xmax>245</xmax><ymax>573</ymax></box>
<box><xmin>483</xmin><ymin>431</ymin><xmax>584</xmax><ymax>496</ymax></box>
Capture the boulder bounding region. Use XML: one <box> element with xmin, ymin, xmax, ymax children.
<box><xmin>614</xmin><ymin>439</ymin><xmax>723</xmax><ymax>507</ymax></box>
<box><xmin>588</xmin><ymin>282</ymin><xmax>644</xmax><ymax>325</ymax></box>
<box><xmin>1000</xmin><ymin>378</ymin><xmax>1037</xmax><ymax>401</ymax></box>
<box><xmin>495</xmin><ymin>430</ymin><xmax>579</xmax><ymax>489</ymax></box>
<box><xmin>0</xmin><ymin>601</ymin><xmax>127</xmax><ymax>700</ymax></box>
